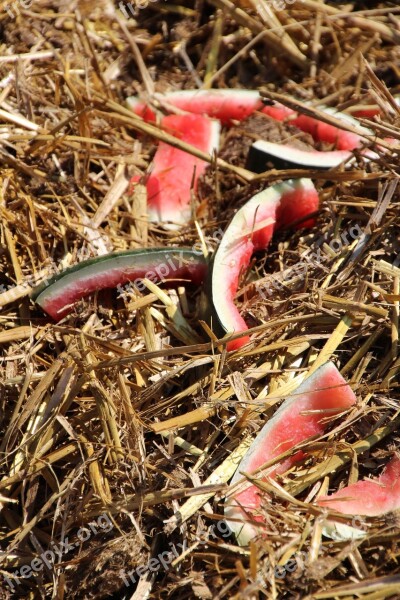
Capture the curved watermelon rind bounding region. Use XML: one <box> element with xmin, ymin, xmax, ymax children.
<box><xmin>318</xmin><ymin>454</ymin><xmax>400</xmax><ymax>540</ymax></box>
<box><xmin>31</xmin><ymin>248</ymin><xmax>207</xmax><ymax>320</ymax></box>
<box><xmin>230</xmin><ymin>363</ymin><xmax>356</xmax><ymax>485</ymax></box>
<box><xmin>211</xmin><ymin>183</ymin><xmax>282</xmax><ymax>335</ymax></box>
<box><xmin>127</xmin><ymin>89</ymin><xmax>372</xmax><ymax>151</ymax></box>
<box><xmin>211</xmin><ymin>178</ymin><xmax>319</xmax><ymax>351</ymax></box>
<box><xmin>127</xmin><ymin>89</ymin><xmax>263</xmax><ymax>125</ymax></box>
<box><xmin>247</xmin><ymin>139</ymin><xmax>371</xmax><ymax>172</ymax></box>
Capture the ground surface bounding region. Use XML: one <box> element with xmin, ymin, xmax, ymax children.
<box><xmin>1</xmin><ymin>0</ymin><xmax>400</xmax><ymax>598</ymax></box>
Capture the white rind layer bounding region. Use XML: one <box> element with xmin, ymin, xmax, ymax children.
<box><xmin>230</xmin><ymin>362</ymin><xmax>336</xmax><ymax>486</ymax></box>
<box><xmin>321</xmin><ymin>105</ymin><xmax>373</xmax><ymax>136</ymax></box>
<box><xmin>321</xmin><ymin>521</ymin><xmax>367</xmax><ymax>541</ymax></box>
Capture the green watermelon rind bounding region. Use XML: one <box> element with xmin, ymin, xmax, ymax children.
<box><xmin>31</xmin><ymin>247</ymin><xmax>207</xmax><ymax>317</ymax></box>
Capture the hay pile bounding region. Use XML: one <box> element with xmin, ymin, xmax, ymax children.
<box><xmin>1</xmin><ymin>0</ymin><xmax>400</xmax><ymax>598</ymax></box>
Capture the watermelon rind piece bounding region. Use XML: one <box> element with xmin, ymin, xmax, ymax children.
<box><xmin>247</xmin><ymin>140</ymin><xmax>359</xmax><ymax>172</ymax></box>
<box><xmin>31</xmin><ymin>247</ymin><xmax>207</xmax><ymax>320</ymax></box>
<box><xmin>224</xmin><ymin>361</ymin><xmax>357</xmax><ymax>546</ymax></box>
<box><xmin>321</xmin><ymin>521</ymin><xmax>367</xmax><ymax>541</ymax></box>
<box><xmin>145</xmin><ymin>114</ymin><xmax>221</xmax><ymax>225</ymax></box>
<box><xmin>127</xmin><ymin>89</ymin><xmax>373</xmax><ymax>151</ymax></box>
<box><xmin>127</xmin><ymin>89</ymin><xmax>263</xmax><ymax>125</ymax></box>
<box><xmin>211</xmin><ymin>178</ymin><xmax>319</xmax><ymax>351</ymax></box>
<box><xmin>318</xmin><ymin>455</ymin><xmax>400</xmax><ymax>540</ymax></box>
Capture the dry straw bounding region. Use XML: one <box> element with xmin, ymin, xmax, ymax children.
<box><xmin>1</xmin><ymin>0</ymin><xmax>400</xmax><ymax>598</ymax></box>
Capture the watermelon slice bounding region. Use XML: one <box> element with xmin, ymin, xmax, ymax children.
<box><xmin>225</xmin><ymin>362</ymin><xmax>357</xmax><ymax>546</ymax></box>
<box><xmin>246</xmin><ymin>139</ymin><xmax>379</xmax><ymax>172</ymax></box>
<box><xmin>349</xmin><ymin>106</ymin><xmax>382</xmax><ymax>119</ymax></box>
<box><xmin>246</xmin><ymin>140</ymin><xmax>354</xmax><ymax>172</ymax></box>
<box><xmin>289</xmin><ymin>108</ymin><xmax>368</xmax><ymax>151</ymax></box>
<box><xmin>260</xmin><ymin>102</ymin><xmax>295</xmax><ymax>121</ymax></box>
<box><xmin>127</xmin><ymin>89</ymin><xmax>264</xmax><ymax>126</ymax></box>
<box><xmin>211</xmin><ymin>179</ymin><xmax>319</xmax><ymax>351</ymax></box>
<box><xmin>127</xmin><ymin>89</ymin><xmax>369</xmax><ymax>151</ymax></box>
<box><xmin>144</xmin><ymin>113</ymin><xmax>220</xmax><ymax>225</ymax></box>
<box><xmin>317</xmin><ymin>455</ymin><xmax>400</xmax><ymax>522</ymax></box>
<box><xmin>31</xmin><ymin>248</ymin><xmax>207</xmax><ymax>320</ymax></box>
<box><xmin>262</xmin><ymin>104</ymin><xmax>370</xmax><ymax>151</ymax></box>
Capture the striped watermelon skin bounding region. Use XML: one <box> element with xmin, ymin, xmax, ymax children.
<box><xmin>225</xmin><ymin>362</ymin><xmax>357</xmax><ymax>545</ymax></box>
<box><xmin>31</xmin><ymin>248</ymin><xmax>207</xmax><ymax>320</ymax></box>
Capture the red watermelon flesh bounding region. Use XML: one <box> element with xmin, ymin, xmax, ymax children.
<box><xmin>261</xmin><ymin>103</ymin><xmax>296</xmax><ymax>121</ymax></box>
<box><xmin>262</xmin><ymin>104</ymin><xmax>365</xmax><ymax>151</ymax></box>
<box><xmin>212</xmin><ymin>179</ymin><xmax>319</xmax><ymax>351</ymax></box>
<box><xmin>163</xmin><ymin>90</ymin><xmax>263</xmax><ymax>124</ymax></box>
<box><xmin>317</xmin><ymin>456</ymin><xmax>400</xmax><ymax>517</ymax></box>
<box><xmin>225</xmin><ymin>362</ymin><xmax>357</xmax><ymax>545</ymax></box>
<box><xmin>351</xmin><ymin>95</ymin><xmax>400</xmax><ymax>119</ymax></box>
<box><xmin>126</xmin><ymin>95</ymin><xmax>157</xmax><ymax>122</ymax></box>
<box><xmin>351</xmin><ymin>107</ymin><xmax>381</xmax><ymax>119</ymax></box>
<box><xmin>145</xmin><ymin>113</ymin><xmax>220</xmax><ymax>224</ymax></box>
<box><xmin>291</xmin><ymin>114</ymin><xmax>363</xmax><ymax>151</ymax></box>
